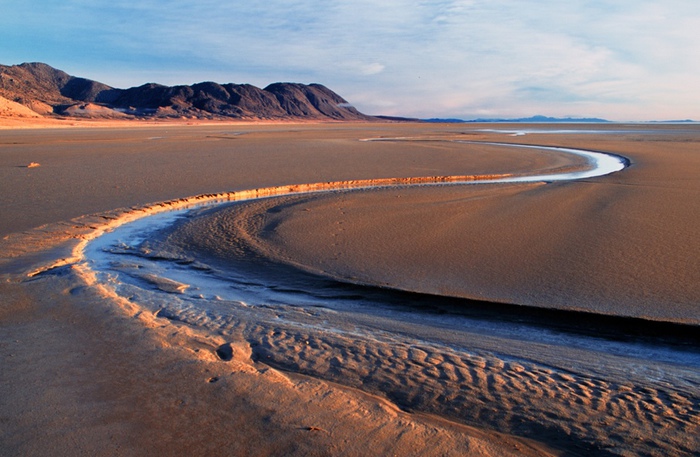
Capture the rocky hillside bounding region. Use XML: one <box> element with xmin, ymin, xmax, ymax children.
<box><xmin>0</xmin><ymin>62</ymin><xmax>374</xmax><ymax>121</ymax></box>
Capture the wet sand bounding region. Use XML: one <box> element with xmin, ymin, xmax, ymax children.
<box><xmin>1</xmin><ymin>121</ymin><xmax>699</xmax><ymax>456</ymax></box>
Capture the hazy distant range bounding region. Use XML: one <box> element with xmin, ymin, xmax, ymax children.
<box><xmin>420</xmin><ymin>115</ymin><xmax>698</xmax><ymax>124</ymax></box>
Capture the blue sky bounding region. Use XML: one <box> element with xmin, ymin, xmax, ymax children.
<box><xmin>1</xmin><ymin>1</ymin><xmax>699</xmax><ymax>121</ymax></box>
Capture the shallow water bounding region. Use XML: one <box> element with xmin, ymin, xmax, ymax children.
<box><xmin>460</xmin><ymin>141</ymin><xmax>627</xmax><ymax>181</ymax></box>
<box><xmin>80</xmin><ymin>141</ymin><xmax>699</xmax><ymax>456</ymax></box>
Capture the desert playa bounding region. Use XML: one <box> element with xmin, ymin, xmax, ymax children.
<box><xmin>1</xmin><ymin>121</ymin><xmax>699</xmax><ymax>456</ymax></box>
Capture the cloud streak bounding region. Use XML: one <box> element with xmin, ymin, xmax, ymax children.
<box><xmin>1</xmin><ymin>0</ymin><xmax>698</xmax><ymax>120</ymax></box>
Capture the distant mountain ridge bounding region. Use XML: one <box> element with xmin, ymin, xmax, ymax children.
<box><xmin>425</xmin><ymin>115</ymin><xmax>611</xmax><ymax>123</ymax></box>
<box><xmin>0</xmin><ymin>62</ymin><xmax>374</xmax><ymax>121</ymax></box>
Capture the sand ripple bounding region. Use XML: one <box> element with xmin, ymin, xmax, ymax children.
<box><xmin>94</xmin><ymin>279</ymin><xmax>699</xmax><ymax>456</ymax></box>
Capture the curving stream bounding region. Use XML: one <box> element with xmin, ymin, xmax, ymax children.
<box><xmin>78</xmin><ymin>140</ymin><xmax>699</xmax><ymax>456</ymax></box>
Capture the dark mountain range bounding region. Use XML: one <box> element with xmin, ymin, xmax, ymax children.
<box><xmin>0</xmin><ymin>62</ymin><xmax>374</xmax><ymax>121</ymax></box>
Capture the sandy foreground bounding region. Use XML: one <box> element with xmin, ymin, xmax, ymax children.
<box><xmin>1</xmin><ymin>120</ymin><xmax>698</xmax><ymax>456</ymax></box>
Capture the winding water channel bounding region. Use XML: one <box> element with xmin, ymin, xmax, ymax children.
<box><xmin>79</xmin><ymin>140</ymin><xmax>699</xmax><ymax>456</ymax></box>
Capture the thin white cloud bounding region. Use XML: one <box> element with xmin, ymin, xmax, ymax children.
<box><xmin>358</xmin><ymin>63</ymin><xmax>385</xmax><ymax>76</ymax></box>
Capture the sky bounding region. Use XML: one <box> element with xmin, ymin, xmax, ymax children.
<box><xmin>1</xmin><ymin>1</ymin><xmax>699</xmax><ymax>121</ymax></box>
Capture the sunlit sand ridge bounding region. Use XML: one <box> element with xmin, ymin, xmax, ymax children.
<box><xmin>1</xmin><ymin>124</ymin><xmax>698</xmax><ymax>456</ymax></box>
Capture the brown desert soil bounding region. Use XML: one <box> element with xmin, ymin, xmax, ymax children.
<box><xmin>0</xmin><ymin>96</ymin><xmax>42</xmax><ymax>119</ymax></box>
<box><xmin>1</xmin><ymin>120</ymin><xmax>698</xmax><ymax>456</ymax></box>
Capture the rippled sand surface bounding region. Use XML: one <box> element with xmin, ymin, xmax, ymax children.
<box><xmin>1</xmin><ymin>123</ymin><xmax>699</xmax><ymax>456</ymax></box>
